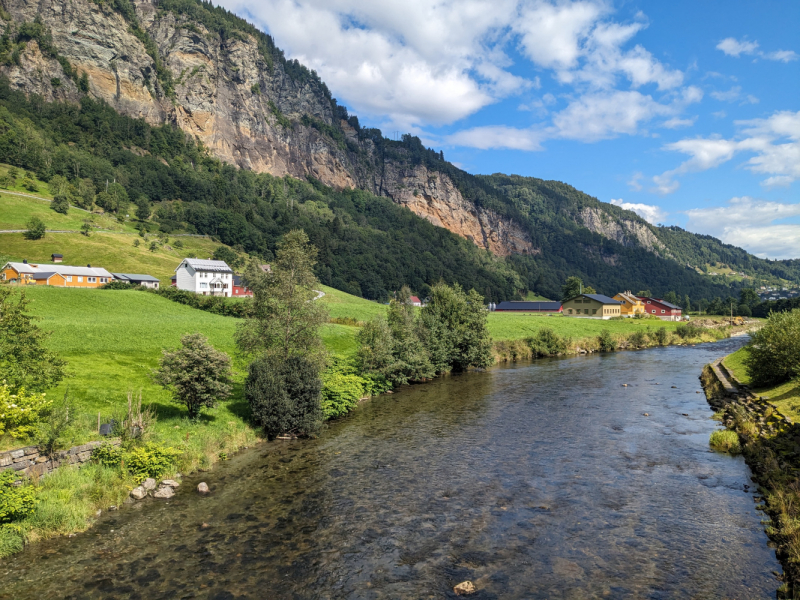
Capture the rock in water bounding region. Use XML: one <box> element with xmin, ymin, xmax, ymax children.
<box><xmin>130</xmin><ymin>486</ymin><xmax>147</xmax><ymax>500</ymax></box>
<box><xmin>197</xmin><ymin>482</ymin><xmax>209</xmax><ymax>494</ymax></box>
<box><xmin>161</xmin><ymin>479</ymin><xmax>181</xmax><ymax>488</ymax></box>
<box><xmin>142</xmin><ymin>478</ymin><xmax>157</xmax><ymax>491</ymax></box>
<box><xmin>453</xmin><ymin>581</ymin><xmax>476</xmax><ymax>595</ymax></box>
<box><xmin>153</xmin><ymin>485</ymin><xmax>175</xmax><ymax>499</ymax></box>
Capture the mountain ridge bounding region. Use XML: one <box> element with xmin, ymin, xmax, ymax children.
<box><xmin>0</xmin><ymin>0</ymin><xmax>797</xmax><ymax>302</ymax></box>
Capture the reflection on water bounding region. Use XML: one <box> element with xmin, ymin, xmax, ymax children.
<box><xmin>0</xmin><ymin>338</ymin><xmax>781</xmax><ymax>599</ymax></box>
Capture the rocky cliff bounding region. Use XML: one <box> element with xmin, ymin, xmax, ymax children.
<box><xmin>578</xmin><ymin>207</ymin><xmax>667</xmax><ymax>256</ymax></box>
<box><xmin>0</xmin><ymin>0</ymin><xmax>531</xmax><ymax>255</ymax></box>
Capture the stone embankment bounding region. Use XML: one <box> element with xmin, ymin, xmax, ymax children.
<box><xmin>0</xmin><ymin>440</ymin><xmax>120</xmax><ymax>478</ymax></box>
<box><xmin>702</xmin><ymin>358</ymin><xmax>799</xmax><ymax>597</ymax></box>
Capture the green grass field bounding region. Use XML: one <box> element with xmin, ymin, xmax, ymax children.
<box><xmin>2</xmin><ymin>287</ymin><xmax>358</xmax><ymax>452</ymax></box>
<box><xmin>486</xmin><ymin>312</ymin><xmax>686</xmax><ymax>341</ymax></box>
<box><xmin>0</xmin><ymin>232</ymin><xmax>224</xmax><ymax>283</ymax></box>
<box><xmin>724</xmin><ymin>347</ymin><xmax>800</xmax><ymax>421</ymax></box>
<box><xmin>0</xmin><ymin>193</ymin><xmax>136</xmax><ymax>233</ymax></box>
<box><xmin>318</xmin><ymin>284</ymin><xmax>388</xmax><ymax>321</ymax></box>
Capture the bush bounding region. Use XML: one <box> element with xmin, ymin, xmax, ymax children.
<box><xmin>627</xmin><ymin>330</ymin><xmax>647</xmax><ymax>347</ymax></box>
<box><xmin>124</xmin><ymin>443</ymin><xmax>181</xmax><ymax>483</ymax></box>
<box><xmin>597</xmin><ymin>329</ymin><xmax>617</xmax><ymax>352</ymax></box>
<box><xmin>50</xmin><ymin>194</ymin><xmax>69</xmax><ymax>214</ymax></box>
<box><xmin>35</xmin><ymin>391</ymin><xmax>78</xmax><ymax>457</ymax></box>
<box><xmin>528</xmin><ymin>327</ymin><xmax>568</xmax><ymax>357</ymax></box>
<box><xmin>675</xmin><ymin>323</ymin><xmax>704</xmax><ymax>339</ymax></box>
<box><xmin>709</xmin><ymin>429</ymin><xmax>741</xmax><ymax>454</ymax></box>
<box><xmin>91</xmin><ymin>442</ymin><xmax>123</xmax><ymax>468</ymax></box>
<box><xmin>0</xmin><ymin>383</ymin><xmax>51</xmax><ymax>439</ymax></box>
<box><xmin>246</xmin><ymin>355</ymin><xmax>322</xmax><ymax>439</ymax></box>
<box><xmin>321</xmin><ymin>356</ymin><xmax>368</xmax><ymax>419</ymax></box>
<box><xmin>745</xmin><ymin>309</ymin><xmax>800</xmax><ymax>386</ymax></box>
<box><xmin>23</xmin><ymin>216</ymin><xmax>45</xmax><ymax>240</ymax></box>
<box><xmin>0</xmin><ymin>470</ymin><xmax>36</xmax><ymax>524</ymax></box>
<box><xmin>153</xmin><ymin>333</ymin><xmax>232</xmax><ymax>419</ymax></box>
<box><xmin>738</xmin><ymin>303</ymin><xmax>752</xmax><ymax>317</ymax></box>
<box><xmin>654</xmin><ymin>327</ymin><xmax>669</xmax><ymax>346</ymax></box>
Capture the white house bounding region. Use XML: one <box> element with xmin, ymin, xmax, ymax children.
<box><xmin>174</xmin><ymin>258</ymin><xmax>234</xmax><ymax>297</ymax></box>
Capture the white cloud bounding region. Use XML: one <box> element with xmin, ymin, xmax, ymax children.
<box><xmin>609</xmin><ymin>199</ymin><xmax>667</xmax><ymax>224</ymax></box>
<box><xmin>716</xmin><ymin>37</ymin><xmax>798</xmax><ymax>63</ymax></box>
<box><xmin>446</xmin><ymin>125</ymin><xmax>545</xmax><ymax>150</ymax></box>
<box><xmin>663</xmin><ymin>116</ymin><xmax>696</xmax><ymax>129</ymax></box>
<box><xmin>217</xmin><ymin>0</ymin><xmax>691</xmax><ymax>133</ymax></box>
<box><xmin>716</xmin><ymin>37</ymin><xmax>759</xmax><ymax>57</ymax></box>
<box><xmin>710</xmin><ymin>86</ymin><xmax>759</xmax><ymax>104</ymax></box>
<box><xmin>627</xmin><ymin>172</ymin><xmax>643</xmax><ymax>191</ymax></box>
<box><xmin>684</xmin><ymin>196</ymin><xmax>800</xmax><ymax>259</ymax></box>
<box><xmin>653</xmin><ymin>110</ymin><xmax>800</xmax><ymax>192</ymax></box>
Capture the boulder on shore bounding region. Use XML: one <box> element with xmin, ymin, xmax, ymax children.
<box><xmin>130</xmin><ymin>486</ymin><xmax>147</xmax><ymax>500</ymax></box>
<box><xmin>142</xmin><ymin>478</ymin><xmax>157</xmax><ymax>491</ymax></box>
<box><xmin>153</xmin><ymin>485</ymin><xmax>175</xmax><ymax>499</ymax></box>
<box><xmin>197</xmin><ymin>482</ymin><xmax>209</xmax><ymax>494</ymax></box>
<box><xmin>161</xmin><ymin>479</ymin><xmax>181</xmax><ymax>488</ymax></box>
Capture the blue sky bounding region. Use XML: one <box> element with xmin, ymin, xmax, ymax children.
<box><xmin>217</xmin><ymin>0</ymin><xmax>800</xmax><ymax>259</ymax></box>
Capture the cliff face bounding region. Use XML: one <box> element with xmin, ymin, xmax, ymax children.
<box><xmin>375</xmin><ymin>164</ymin><xmax>534</xmax><ymax>256</ymax></box>
<box><xmin>578</xmin><ymin>207</ymin><xmax>667</xmax><ymax>255</ymax></box>
<box><xmin>0</xmin><ymin>0</ymin><xmax>530</xmax><ymax>255</ymax></box>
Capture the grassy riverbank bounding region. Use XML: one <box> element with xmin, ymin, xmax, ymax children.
<box><xmin>704</xmin><ymin>350</ymin><xmax>800</xmax><ymax>597</ymax></box>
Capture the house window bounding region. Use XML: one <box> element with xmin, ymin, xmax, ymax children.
<box><xmin>661</xmin><ymin>310</ymin><xmax>665</xmax><ymax>314</ymax></box>
<box><xmin>647</xmin><ymin>300</ymin><xmax>651</xmax><ymax>304</ymax></box>
<box><xmin>592</xmin><ymin>309</ymin><xmax>597</xmax><ymax>315</ymax></box>
<box><xmin>568</xmin><ymin>309</ymin><xmax>573</xmax><ymax>314</ymax></box>
<box><xmin>77</xmin><ymin>276</ymin><xmax>83</xmax><ymax>282</ymax></box>
<box><xmin>87</xmin><ymin>277</ymin><xmax>96</xmax><ymax>283</ymax></box>
<box><xmin>584</xmin><ymin>309</ymin><xmax>589</xmax><ymax>314</ymax></box>
<box><xmin>200</xmin><ymin>283</ymin><xmax>208</xmax><ymax>289</ymax></box>
<box><xmin>66</xmin><ymin>276</ymin><xmax>72</xmax><ymax>282</ymax></box>
<box><xmin>652</xmin><ymin>309</ymin><xmax>656</xmax><ymax>313</ymax></box>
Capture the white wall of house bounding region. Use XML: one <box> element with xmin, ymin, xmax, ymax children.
<box><xmin>175</xmin><ymin>262</ymin><xmax>233</xmax><ymax>297</ymax></box>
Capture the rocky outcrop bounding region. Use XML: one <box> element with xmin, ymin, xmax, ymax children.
<box><xmin>0</xmin><ymin>0</ymin><xmax>531</xmax><ymax>256</ymax></box>
<box><xmin>578</xmin><ymin>207</ymin><xmax>666</xmax><ymax>254</ymax></box>
<box><xmin>376</xmin><ymin>164</ymin><xmax>535</xmax><ymax>256</ymax></box>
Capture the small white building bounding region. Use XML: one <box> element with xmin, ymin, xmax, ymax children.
<box><xmin>175</xmin><ymin>258</ymin><xmax>234</xmax><ymax>297</ymax></box>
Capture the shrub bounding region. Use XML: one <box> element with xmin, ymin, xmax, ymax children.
<box><xmin>173</xmin><ymin>239</ymin><xmax>183</xmax><ymax>249</ymax></box>
<box><xmin>35</xmin><ymin>391</ymin><xmax>78</xmax><ymax>457</ymax></box>
<box><xmin>597</xmin><ymin>329</ymin><xmax>617</xmax><ymax>352</ymax></box>
<box><xmin>738</xmin><ymin>304</ymin><xmax>752</xmax><ymax>317</ymax></box>
<box><xmin>0</xmin><ymin>383</ymin><xmax>51</xmax><ymax>439</ymax></box>
<box><xmin>321</xmin><ymin>357</ymin><xmax>366</xmax><ymax>419</ymax></box>
<box><xmin>80</xmin><ymin>222</ymin><xmax>91</xmax><ymax>236</ymax></box>
<box><xmin>675</xmin><ymin>323</ymin><xmax>703</xmax><ymax>339</ymax></box>
<box><xmin>528</xmin><ymin>327</ymin><xmax>568</xmax><ymax>357</ymax></box>
<box><xmin>627</xmin><ymin>330</ymin><xmax>647</xmax><ymax>347</ymax></box>
<box><xmin>91</xmin><ymin>442</ymin><xmax>123</xmax><ymax>468</ymax></box>
<box><xmin>0</xmin><ymin>470</ymin><xmax>36</xmax><ymax>524</ymax></box>
<box><xmin>153</xmin><ymin>333</ymin><xmax>232</xmax><ymax>419</ymax></box>
<box><xmin>50</xmin><ymin>194</ymin><xmax>69</xmax><ymax>214</ymax></box>
<box><xmin>23</xmin><ymin>216</ymin><xmax>45</xmax><ymax>240</ymax></box>
<box><xmin>745</xmin><ymin>309</ymin><xmax>800</xmax><ymax>386</ymax></box>
<box><xmin>709</xmin><ymin>429</ymin><xmax>741</xmax><ymax>454</ymax></box>
<box><xmin>246</xmin><ymin>355</ymin><xmax>322</xmax><ymax>439</ymax></box>
<box><xmin>124</xmin><ymin>443</ymin><xmax>180</xmax><ymax>483</ymax></box>
<box><xmin>654</xmin><ymin>327</ymin><xmax>669</xmax><ymax>346</ymax></box>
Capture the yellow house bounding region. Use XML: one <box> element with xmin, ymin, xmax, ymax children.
<box><xmin>562</xmin><ymin>293</ymin><xmax>622</xmax><ymax>319</ymax></box>
<box><xmin>614</xmin><ymin>291</ymin><xmax>645</xmax><ymax>316</ymax></box>
<box><xmin>1</xmin><ymin>261</ymin><xmax>113</xmax><ymax>288</ymax></box>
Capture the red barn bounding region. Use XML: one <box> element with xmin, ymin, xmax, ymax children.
<box><xmin>638</xmin><ymin>297</ymin><xmax>683</xmax><ymax>321</ymax></box>
<box><xmin>232</xmin><ymin>275</ymin><xmax>252</xmax><ymax>297</ymax></box>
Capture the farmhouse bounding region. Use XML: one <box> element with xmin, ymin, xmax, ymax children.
<box><xmin>175</xmin><ymin>258</ymin><xmax>234</xmax><ymax>297</ymax></box>
<box><xmin>495</xmin><ymin>301</ymin><xmax>562</xmax><ymax>313</ymax></box>
<box><xmin>562</xmin><ymin>294</ymin><xmax>622</xmax><ymax>319</ymax></box>
<box><xmin>112</xmin><ymin>273</ymin><xmax>161</xmax><ymax>289</ymax></box>
<box><xmin>639</xmin><ymin>297</ymin><xmax>683</xmax><ymax>321</ymax></box>
<box><xmin>613</xmin><ymin>291</ymin><xmax>645</xmax><ymax>316</ymax></box>
<box><xmin>409</xmin><ymin>295</ymin><xmax>423</xmax><ymax>307</ymax></box>
<box><xmin>1</xmin><ymin>261</ymin><xmax>113</xmax><ymax>288</ymax></box>
<box><xmin>232</xmin><ymin>275</ymin><xmax>252</xmax><ymax>297</ymax></box>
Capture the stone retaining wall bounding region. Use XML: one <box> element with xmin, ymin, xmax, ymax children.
<box><xmin>0</xmin><ymin>440</ymin><xmax>120</xmax><ymax>478</ymax></box>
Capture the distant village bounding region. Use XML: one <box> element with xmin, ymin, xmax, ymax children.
<box><xmin>2</xmin><ymin>255</ymin><xmax>688</xmax><ymax>321</ymax></box>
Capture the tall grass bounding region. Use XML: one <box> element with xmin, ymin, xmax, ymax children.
<box><xmin>709</xmin><ymin>429</ymin><xmax>741</xmax><ymax>454</ymax></box>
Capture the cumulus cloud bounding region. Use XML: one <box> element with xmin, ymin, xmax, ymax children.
<box><xmin>217</xmin><ymin>0</ymin><xmax>693</xmax><ymax>136</ymax></box>
<box><xmin>716</xmin><ymin>37</ymin><xmax>798</xmax><ymax>62</ymax></box>
<box><xmin>653</xmin><ymin>110</ymin><xmax>800</xmax><ymax>193</ymax></box>
<box><xmin>663</xmin><ymin>116</ymin><xmax>697</xmax><ymax>129</ymax></box>
<box><xmin>609</xmin><ymin>199</ymin><xmax>667</xmax><ymax>224</ymax></box>
<box><xmin>446</xmin><ymin>125</ymin><xmax>545</xmax><ymax>151</ymax></box>
<box><xmin>684</xmin><ymin>197</ymin><xmax>800</xmax><ymax>259</ymax></box>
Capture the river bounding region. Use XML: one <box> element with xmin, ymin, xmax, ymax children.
<box><xmin>0</xmin><ymin>337</ymin><xmax>782</xmax><ymax>599</ymax></box>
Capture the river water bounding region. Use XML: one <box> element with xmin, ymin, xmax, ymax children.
<box><xmin>0</xmin><ymin>337</ymin><xmax>782</xmax><ymax>599</ymax></box>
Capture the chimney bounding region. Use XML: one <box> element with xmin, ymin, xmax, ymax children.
<box><xmin>87</xmin><ymin>264</ymin><xmax>91</xmax><ymax>268</ymax></box>
<box><xmin>23</xmin><ymin>259</ymin><xmax>27</xmax><ymax>264</ymax></box>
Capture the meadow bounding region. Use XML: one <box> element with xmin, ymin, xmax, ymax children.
<box><xmin>724</xmin><ymin>347</ymin><xmax>800</xmax><ymax>421</ymax></box>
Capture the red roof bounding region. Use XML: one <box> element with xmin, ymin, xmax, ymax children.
<box><xmin>409</xmin><ymin>296</ymin><xmax>422</xmax><ymax>304</ymax></box>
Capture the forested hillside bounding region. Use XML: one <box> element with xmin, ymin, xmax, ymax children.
<box><xmin>0</xmin><ymin>0</ymin><xmax>797</xmax><ymax>303</ymax></box>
